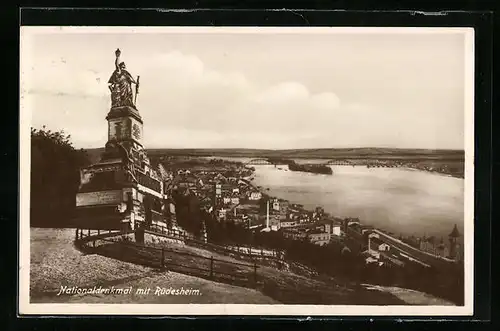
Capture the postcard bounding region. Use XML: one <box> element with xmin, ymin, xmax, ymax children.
<box><xmin>19</xmin><ymin>26</ymin><xmax>474</xmax><ymax>316</ymax></box>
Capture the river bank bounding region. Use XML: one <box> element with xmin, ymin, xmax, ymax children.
<box><xmin>248</xmin><ymin>164</ymin><xmax>464</xmax><ymax>240</ymax></box>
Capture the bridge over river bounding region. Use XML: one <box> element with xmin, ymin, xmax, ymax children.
<box><xmin>245</xmin><ymin>159</ymin><xmax>354</xmax><ymax>166</ymax></box>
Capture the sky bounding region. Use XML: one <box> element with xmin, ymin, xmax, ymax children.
<box><xmin>21</xmin><ymin>27</ymin><xmax>472</xmax><ymax>150</ymax></box>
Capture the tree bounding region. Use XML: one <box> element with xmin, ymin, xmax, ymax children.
<box><xmin>30</xmin><ymin>126</ymin><xmax>90</xmax><ymax>227</ymax></box>
<box><xmin>171</xmin><ymin>189</ymin><xmax>203</xmax><ymax>236</ymax></box>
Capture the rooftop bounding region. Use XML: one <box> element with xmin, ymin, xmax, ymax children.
<box><xmin>308</xmin><ymin>229</ymin><xmax>328</xmax><ymax>235</ymax></box>
<box><xmin>449</xmin><ymin>224</ymin><xmax>460</xmax><ymax>238</ymax></box>
<box><xmin>370</xmin><ymin>237</ymin><xmax>385</xmax><ymax>247</ymax></box>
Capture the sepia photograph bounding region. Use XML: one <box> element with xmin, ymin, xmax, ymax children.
<box><xmin>19</xmin><ymin>26</ymin><xmax>474</xmax><ymax>316</ymax></box>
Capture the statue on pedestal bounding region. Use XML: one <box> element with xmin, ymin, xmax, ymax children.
<box><xmin>108</xmin><ymin>48</ymin><xmax>140</xmax><ymax>109</ymax></box>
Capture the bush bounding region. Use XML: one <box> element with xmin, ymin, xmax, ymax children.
<box><xmin>171</xmin><ymin>190</ymin><xmax>203</xmax><ymax>236</ymax></box>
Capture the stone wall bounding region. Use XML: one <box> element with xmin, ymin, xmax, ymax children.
<box><xmin>143</xmin><ymin>230</ymin><xmax>185</xmax><ymax>246</ymax></box>
<box><xmin>81</xmin><ymin>232</ymin><xmax>134</xmax><ymax>248</ymax></box>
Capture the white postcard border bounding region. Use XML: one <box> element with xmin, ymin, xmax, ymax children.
<box><xmin>18</xmin><ymin>26</ymin><xmax>475</xmax><ymax>316</ymax></box>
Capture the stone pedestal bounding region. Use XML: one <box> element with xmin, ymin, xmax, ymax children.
<box><xmin>74</xmin><ymin>105</ymin><xmax>166</xmax><ymax>231</ymax></box>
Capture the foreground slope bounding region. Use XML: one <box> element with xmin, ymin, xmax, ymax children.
<box><xmin>29</xmin><ymin>228</ymin><xmax>454</xmax><ymax>305</ymax></box>
<box><xmin>30</xmin><ymin>228</ymin><xmax>277</xmax><ymax>304</ymax></box>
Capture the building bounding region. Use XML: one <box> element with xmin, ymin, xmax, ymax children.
<box><xmin>307</xmin><ymin>230</ymin><xmax>331</xmax><ymax>246</ymax></box>
<box><xmin>282</xmin><ymin>228</ymin><xmax>308</xmax><ymax>240</ymax></box>
<box><xmin>419</xmin><ymin>236</ymin><xmax>438</xmax><ymax>255</ymax></box>
<box><xmin>218</xmin><ymin>208</ymin><xmax>227</xmax><ymax>220</ymax></box>
<box><xmin>378</xmin><ymin>243</ymin><xmax>391</xmax><ymax>252</ymax></box>
<box><xmin>248</xmin><ymin>191</ymin><xmax>262</xmax><ymax>200</ymax></box>
<box><xmin>344</xmin><ymin>221</ymin><xmax>364</xmax><ymax>242</ymax></box>
<box><xmin>367</xmin><ymin>233</ymin><xmax>380</xmax><ymax>251</ymax></box>
<box><xmin>279</xmin><ymin>200</ymin><xmax>289</xmax><ymax>216</ymax></box>
<box><xmin>362</xmin><ymin>249</ymin><xmax>380</xmax><ymax>264</ymax></box>
<box><xmin>268</xmin><ymin>198</ymin><xmax>290</xmax><ymax>220</ymax></box>
<box><xmin>448</xmin><ymin>224</ymin><xmax>461</xmax><ymax>261</ymax></box>
<box><xmin>317</xmin><ymin>219</ymin><xmax>332</xmax><ymax>234</ymax></box>
<box><xmin>331</xmin><ymin>225</ymin><xmax>342</xmax><ymax>237</ymax></box>
<box><xmin>361</xmin><ymin>225</ymin><xmax>374</xmax><ymax>235</ymax></box>
<box><xmin>298</xmin><ymin>215</ymin><xmax>312</xmax><ymax>223</ymax></box>
<box><xmin>74</xmin><ymin>56</ymin><xmax>166</xmax><ymax>231</ymax></box>
<box><xmin>230</xmin><ymin>196</ymin><xmax>240</xmax><ymax>205</ymax></box>
<box><xmin>435</xmin><ymin>238</ymin><xmax>450</xmax><ymax>258</ymax></box>
<box><xmin>269</xmin><ymin>215</ymin><xmax>281</xmax><ymax>231</ymax></box>
<box><xmin>272</xmin><ymin>199</ymin><xmax>280</xmax><ymax>211</ymax></box>
<box><xmin>369</xmin><ymin>236</ymin><xmax>385</xmax><ymax>252</ymax></box>
<box><xmin>314</xmin><ymin>206</ymin><xmax>325</xmax><ymax>217</ymax></box>
<box><xmin>280</xmin><ymin>220</ymin><xmax>297</xmax><ymax>228</ymax></box>
<box><xmin>215</xmin><ymin>183</ymin><xmax>222</xmax><ymax>197</ymax></box>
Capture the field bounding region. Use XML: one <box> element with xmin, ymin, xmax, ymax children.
<box><xmin>29</xmin><ymin>228</ymin><xmax>455</xmax><ymax>306</ymax></box>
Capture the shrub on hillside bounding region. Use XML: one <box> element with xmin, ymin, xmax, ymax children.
<box><xmin>30</xmin><ymin>126</ymin><xmax>90</xmax><ymax>228</ymax></box>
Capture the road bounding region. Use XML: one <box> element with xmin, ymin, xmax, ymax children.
<box><xmin>372</xmin><ymin>229</ymin><xmax>455</xmax><ymax>269</ymax></box>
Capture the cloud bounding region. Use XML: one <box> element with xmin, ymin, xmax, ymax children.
<box><xmin>31</xmin><ymin>49</ymin><xmax>428</xmax><ymax>150</ymax></box>
<box><xmin>24</xmin><ymin>57</ymin><xmax>108</xmax><ymax>100</ymax></box>
<box><xmin>122</xmin><ymin>51</ymin><xmax>343</xmax><ymax>143</ymax></box>
<box><xmin>254</xmin><ymin>82</ymin><xmax>310</xmax><ymax>104</ymax></box>
<box><xmin>25</xmin><ymin>48</ymin><xmax>459</xmax><ymax>150</ymax></box>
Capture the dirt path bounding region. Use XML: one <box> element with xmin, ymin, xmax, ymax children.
<box><xmin>30</xmin><ymin>228</ymin><xmax>277</xmax><ymax>304</ymax></box>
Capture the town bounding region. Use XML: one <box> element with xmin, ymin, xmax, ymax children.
<box><xmin>130</xmin><ymin>154</ymin><xmax>464</xmax><ymax>304</ymax></box>
<box><xmin>150</xmin><ymin>155</ymin><xmax>463</xmax><ymax>268</ymax></box>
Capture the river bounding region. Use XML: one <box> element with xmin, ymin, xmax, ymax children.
<box><xmin>207</xmin><ymin>156</ymin><xmax>464</xmax><ymax>239</ymax></box>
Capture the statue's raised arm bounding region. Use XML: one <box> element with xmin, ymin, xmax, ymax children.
<box><xmin>115</xmin><ymin>48</ymin><xmax>122</xmax><ymax>72</ymax></box>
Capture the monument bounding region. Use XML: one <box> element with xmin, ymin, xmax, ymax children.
<box><xmin>74</xmin><ymin>49</ymin><xmax>169</xmax><ymax>231</ymax></box>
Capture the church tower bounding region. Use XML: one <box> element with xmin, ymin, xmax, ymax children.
<box><xmin>448</xmin><ymin>224</ymin><xmax>461</xmax><ymax>261</ymax></box>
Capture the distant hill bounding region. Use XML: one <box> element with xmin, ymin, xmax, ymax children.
<box><xmin>85</xmin><ymin>147</ymin><xmax>464</xmax><ymax>161</ymax></box>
